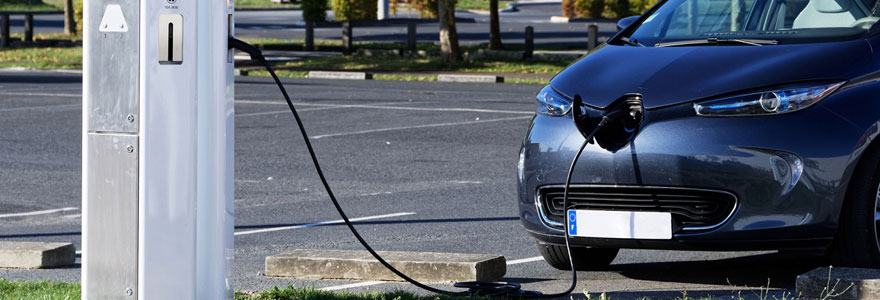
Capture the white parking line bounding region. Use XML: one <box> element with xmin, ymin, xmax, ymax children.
<box><xmin>0</xmin><ymin>207</ymin><xmax>78</xmax><ymax>218</ymax></box>
<box><xmin>236</xmin><ymin>101</ymin><xmax>408</xmax><ymax>117</ymax></box>
<box><xmin>233</xmin><ymin>212</ymin><xmax>415</xmax><ymax>236</ymax></box>
<box><xmin>0</xmin><ymin>92</ymin><xmax>81</xmax><ymax>98</ymax></box>
<box><xmin>0</xmin><ymin>103</ymin><xmax>80</xmax><ymax>113</ymax></box>
<box><xmin>311</xmin><ymin>116</ymin><xmax>532</xmax><ymax>139</ymax></box>
<box><xmin>316</xmin><ymin>255</ymin><xmax>545</xmax><ymax>291</ymax></box>
<box><xmin>507</xmin><ymin>256</ymin><xmax>544</xmax><ymax>265</ymax></box>
<box><xmin>236</xmin><ymin>99</ymin><xmax>533</xmax><ymax>115</ymax></box>
<box><xmin>319</xmin><ymin>281</ymin><xmax>386</xmax><ymax>291</ymax></box>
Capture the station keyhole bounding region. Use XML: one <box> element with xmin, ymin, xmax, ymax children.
<box><xmin>167</xmin><ymin>22</ymin><xmax>174</xmax><ymax>61</ymax></box>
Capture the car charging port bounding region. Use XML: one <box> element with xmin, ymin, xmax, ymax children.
<box><xmin>572</xmin><ymin>94</ymin><xmax>644</xmax><ymax>152</ymax></box>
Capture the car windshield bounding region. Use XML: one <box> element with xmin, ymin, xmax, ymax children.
<box><xmin>625</xmin><ymin>0</ymin><xmax>880</xmax><ymax>46</ymax></box>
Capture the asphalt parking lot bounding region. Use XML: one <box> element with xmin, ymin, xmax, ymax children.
<box><xmin>0</xmin><ymin>71</ymin><xmax>825</xmax><ymax>299</ymax></box>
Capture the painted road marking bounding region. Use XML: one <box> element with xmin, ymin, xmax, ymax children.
<box><xmin>234</xmin><ymin>212</ymin><xmax>415</xmax><ymax>236</ymax></box>
<box><xmin>236</xmin><ymin>101</ymin><xmax>407</xmax><ymax>117</ymax></box>
<box><xmin>311</xmin><ymin>116</ymin><xmax>532</xmax><ymax>139</ymax></box>
<box><xmin>0</xmin><ymin>92</ymin><xmax>81</xmax><ymax>98</ymax></box>
<box><xmin>319</xmin><ymin>281</ymin><xmax>386</xmax><ymax>291</ymax></box>
<box><xmin>0</xmin><ymin>103</ymin><xmax>80</xmax><ymax>113</ymax></box>
<box><xmin>507</xmin><ymin>256</ymin><xmax>544</xmax><ymax>265</ymax></box>
<box><xmin>315</xmin><ymin>255</ymin><xmax>545</xmax><ymax>291</ymax></box>
<box><xmin>0</xmin><ymin>207</ymin><xmax>79</xmax><ymax>219</ymax></box>
<box><xmin>237</xmin><ymin>99</ymin><xmax>532</xmax><ymax>115</ymax></box>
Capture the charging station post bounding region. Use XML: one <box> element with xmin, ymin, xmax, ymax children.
<box><xmin>82</xmin><ymin>0</ymin><xmax>235</xmax><ymax>298</ymax></box>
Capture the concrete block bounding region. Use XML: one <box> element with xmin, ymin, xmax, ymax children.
<box><xmin>234</xmin><ymin>69</ymin><xmax>249</xmax><ymax>76</ymax></box>
<box><xmin>437</xmin><ymin>74</ymin><xmax>504</xmax><ymax>83</ymax></box>
<box><xmin>308</xmin><ymin>71</ymin><xmax>373</xmax><ymax>80</ymax></box>
<box><xmin>797</xmin><ymin>267</ymin><xmax>880</xmax><ymax>299</ymax></box>
<box><xmin>265</xmin><ymin>249</ymin><xmax>506</xmax><ymax>283</ymax></box>
<box><xmin>550</xmin><ymin>16</ymin><xmax>570</xmax><ymax>23</ymax></box>
<box><xmin>0</xmin><ymin>242</ymin><xmax>75</xmax><ymax>269</ymax></box>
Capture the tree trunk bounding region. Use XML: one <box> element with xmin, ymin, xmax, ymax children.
<box><xmin>488</xmin><ymin>0</ymin><xmax>503</xmax><ymax>49</ymax></box>
<box><xmin>438</xmin><ymin>0</ymin><xmax>461</xmax><ymax>65</ymax></box>
<box><xmin>64</xmin><ymin>0</ymin><xmax>76</xmax><ymax>35</ymax></box>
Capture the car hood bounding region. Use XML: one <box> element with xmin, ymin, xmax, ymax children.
<box><xmin>550</xmin><ymin>40</ymin><xmax>872</xmax><ymax>110</ymax></box>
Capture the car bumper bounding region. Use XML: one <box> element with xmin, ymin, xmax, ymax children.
<box><xmin>518</xmin><ymin>101</ymin><xmax>865</xmax><ymax>250</ymax></box>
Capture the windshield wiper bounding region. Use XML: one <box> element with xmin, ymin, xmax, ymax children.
<box><xmin>619</xmin><ymin>36</ymin><xmax>646</xmax><ymax>47</ymax></box>
<box><xmin>655</xmin><ymin>37</ymin><xmax>778</xmax><ymax>47</ymax></box>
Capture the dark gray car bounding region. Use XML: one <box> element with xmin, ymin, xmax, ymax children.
<box><xmin>519</xmin><ymin>0</ymin><xmax>880</xmax><ymax>269</ymax></box>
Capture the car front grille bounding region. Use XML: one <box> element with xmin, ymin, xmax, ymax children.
<box><xmin>537</xmin><ymin>185</ymin><xmax>737</xmax><ymax>232</ymax></box>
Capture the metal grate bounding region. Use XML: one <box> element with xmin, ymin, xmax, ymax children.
<box><xmin>537</xmin><ymin>185</ymin><xmax>737</xmax><ymax>232</ymax></box>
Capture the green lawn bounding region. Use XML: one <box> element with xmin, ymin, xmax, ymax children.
<box><xmin>0</xmin><ymin>279</ymin><xmax>80</xmax><ymax>300</ymax></box>
<box><xmin>235</xmin><ymin>286</ymin><xmax>491</xmax><ymax>300</ymax></box>
<box><xmin>0</xmin><ymin>42</ymin><xmax>81</xmax><ymax>69</ymax></box>
<box><xmin>455</xmin><ymin>0</ymin><xmax>512</xmax><ymax>11</ymax></box>
<box><xmin>0</xmin><ymin>0</ymin><xmax>60</xmax><ymax>12</ymax></box>
<box><xmin>0</xmin><ymin>37</ymin><xmax>564</xmax><ymax>83</ymax></box>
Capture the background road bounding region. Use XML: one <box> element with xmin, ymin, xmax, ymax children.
<box><xmin>0</xmin><ymin>71</ymin><xmax>823</xmax><ymax>299</ymax></box>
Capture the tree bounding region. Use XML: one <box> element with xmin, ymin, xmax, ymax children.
<box><xmin>64</xmin><ymin>0</ymin><xmax>76</xmax><ymax>35</ymax></box>
<box><xmin>488</xmin><ymin>0</ymin><xmax>503</xmax><ymax>49</ymax></box>
<box><xmin>438</xmin><ymin>0</ymin><xmax>461</xmax><ymax>64</ymax></box>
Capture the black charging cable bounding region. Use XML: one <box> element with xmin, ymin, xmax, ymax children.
<box><xmin>229</xmin><ymin>37</ymin><xmax>626</xmax><ymax>298</ymax></box>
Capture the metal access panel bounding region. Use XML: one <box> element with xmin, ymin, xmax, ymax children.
<box><xmin>85</xmin><ymin>0</ymin><xmax>139</xmax><ymax>133</ymax></box>
<box><xmin>85</xmin><ymin>134</ymin><xmax>138</xmax><ymax>299</ymax></box>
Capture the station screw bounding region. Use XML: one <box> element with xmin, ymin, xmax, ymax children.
<box><xmin>126</xmin><ymin>145</ymin><xmax>134</xmax><ymax>153</ymax></box>
<box><xmin>127</xmin><ymin>114</ymin><xmax>135</xmax><ymax>123</ymax></box>
<box><xmin>125</xmin><ymin>288</ymin><xmax>133</xmax><ymax>296</ymax></box>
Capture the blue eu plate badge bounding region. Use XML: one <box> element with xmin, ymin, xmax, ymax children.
<box><xmin>567</xmin><ymin>210</ymin><xmax>577</xmax><ymax>235</ymax></box>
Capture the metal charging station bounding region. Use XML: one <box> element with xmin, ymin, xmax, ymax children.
<box><xmin>82</xmin><ymin>0</ymin><xmax>235</xmax><ymax>298</ymax></box>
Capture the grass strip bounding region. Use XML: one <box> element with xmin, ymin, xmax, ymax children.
<box><xmin>272</xmin><ymin>55</ymin><xmax>565</xmax><ymax>75</ymax></box>
<box><xmin>0</xmin><ymin>0</ymin><xmax>59</xmax><ymax>12</ymax></box>
<box><xmin>0</xmin><ymin>278</ymin><xmax>80</xmax><ymax>300</ymax></box>
<box><xmin>0</xmin><ymin>45</ymin><xmax>81</xmax><ymax>69</ymax></box>
<box><xmin>235</xmin><ymin>286</ymin><xmax>490</xmax><ymax>300</ymax></box>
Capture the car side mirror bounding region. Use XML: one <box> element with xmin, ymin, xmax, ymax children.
<box><xmin>617</xmin><ymin>16</ymin><xmax>640</xmax><ymax>31</ymax></box>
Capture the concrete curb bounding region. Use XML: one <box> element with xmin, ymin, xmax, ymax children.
<box><xmin>234</xmin><ymin>7</ymin><xmax>300</xmax><ymax>11</ymax></box>
<box><xmin>438</xmin><ymin>74</ymin><xmax>504</xmax><ymax>83</ymax></box>
<box><xmin>265</xmin><ymin>249</ymin><xmax>506</xmax><ymax>283</ymax></box>
<box><xmin>308</xmin><ymin>71</ymin><xmax>373</xmax><ymax>80</ymax></box>
<box><xmin>0</xmin><ymin>67</ymin><xmax>82</xmax><ymax>74</ymax></box>
<box><xmin>0</xmin><ymin>242</ymin><xmax>76</xmax><ymax>269</ymax></box>
<box><xmin>797</xmin><ymin>267</ymin><xmax>879</xmax><ymax>299</ymax></box>
<box><xmin>550</xmin><ymin>16</ymin><xmax>619</xmax><ymax>23</ymax></box>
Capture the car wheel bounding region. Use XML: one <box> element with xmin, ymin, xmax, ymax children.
<box><xmin>831</xmin><ymin>152</ymin><xmax>880</xmax><ymax>267</ymax></box>
<box><xmin>537</xmin><ymin>244</ymin><xmax>619</xmax><ymax>270</ymax></box>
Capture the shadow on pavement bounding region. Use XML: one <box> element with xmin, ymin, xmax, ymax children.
<box><xmin>610</xmin><ymin>251</ymin><xmax>825</xmax><ymax>289</ymax></box>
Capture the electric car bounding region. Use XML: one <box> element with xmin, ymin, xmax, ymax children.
<box><xmin>518</xmin><ymin>0</ymin><xmax>880</xmax><ymax>269</ymax></box>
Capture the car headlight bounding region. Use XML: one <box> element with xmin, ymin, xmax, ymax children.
<box><xmin>536</xmin><ymin>85</ymin><xmax>572</xmax><ymax>116</ymax></box>
<box><xmin>694</xmin><ymin>82</ymin><xmax>844</xmax><ymax>116</ymax></box>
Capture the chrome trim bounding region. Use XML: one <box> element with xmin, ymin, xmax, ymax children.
<box><xmin>534</xmin><ymin>184</ymin><xmax>739</xmax><ymax>233</ymax></box>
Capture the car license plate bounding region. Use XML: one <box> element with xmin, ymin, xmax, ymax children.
<box><xmin>567</xmin><ymin>210</ymin><xmax>672</xmax><ymax>240</ymax></box>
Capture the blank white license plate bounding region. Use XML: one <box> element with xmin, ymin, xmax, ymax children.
<box><xmin>567</xmin><ymin>210</ymin><xmax>672</xmax><ymax>240</ymax></box>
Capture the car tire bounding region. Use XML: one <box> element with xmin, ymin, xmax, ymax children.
<box><xmin>537</xmin><ymin>244</ymin><xmax>619</xmax><ymax>270</ymax></box>
<box><xmin>831</xmin><ymin>151</ymin><xmax>880</xmax><ymax>268</ymax></box>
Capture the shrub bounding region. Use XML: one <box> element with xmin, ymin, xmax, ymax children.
<box><xmin>331</xmin><ymin>0</ymin><xmax>377</xmax><ymax>21</ymax></box>
<box><xmin>572</xmin><ymin>0</ymin><xmax>605</xmax><ymax>18</ymax></box>
<box><xmin>561</xmin><ymin>0</ymin><xmax>575</xmax><ymax>18</ymax></box>
<box><xmin>408</xmin><ymin>0</ymin><xmax>439</xmax><ymax>18</ymax></box>
<box><xmin>75</xmin><ymin>0</ymin><xmax>82</xmax><ymax>33</ymax></box>
<box><xmin>609</xmin><ymin>0</ymin><xmax>629</xmax><ymax>18</ymax></box>
<box><xmin>302</xmin><ymin>0</ymin><xmax>328</xmax><ymax>22</ymax></box>
<box><xmin>630</xmin><ymin>0</ymin><xmax>659</xmax><ymax>15</ymax></box>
